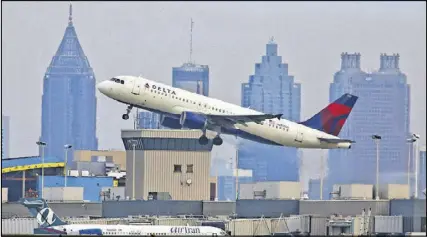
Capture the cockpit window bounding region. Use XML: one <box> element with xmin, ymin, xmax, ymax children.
<box><xmin>110</xmin><ymin>78</ymin><xmax>124</xmax><ymax>84</ymax></box>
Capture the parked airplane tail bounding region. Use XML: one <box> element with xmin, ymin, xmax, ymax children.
<box><xmin>299</xmin><ymin>93</ymin><xmax>358</xmax><ymax>136</ymax></box>
<box><xmin>19</xmin><ymin>198</ymin><xmax>67</xmax><ymax>227</ymax></box>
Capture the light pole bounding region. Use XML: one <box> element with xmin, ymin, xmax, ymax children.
<box><xmin>407</xmin><ymin>135</ymin><xmax>418</xmax><ymax>195</ymax></box>
<box><xmin>128</xmin><ymin>139</ymin><xmax>138</xmax><ymax>200</ymax></box>
<box><xmin>371</xmin><ymin>135</ymin><xmax>381</xmax><ymax>200</ymax></box>
<box><xmin>413</xmin><ymin>134</ymin><xmax>420</xmax><ymax>198</ymax></box>
<box><xmin>64</xmin><ymin>144</ymin><xmax>72</xmax><ymax>187</ymax></box>
<box><xmin>320</xmin><ymin>149</ymin><xmax>325</xmax><ymax>200</ymax></box>
<box><xmin>235</xmin><ymin>143</ymin><xmax>239</xmax><ymax>201</ymax></box>
<box><xmin>36</xmin><ymin>141</ymin><xmax>47</xmax><ymax>199</ymax></box>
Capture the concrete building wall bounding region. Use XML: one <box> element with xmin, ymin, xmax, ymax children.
<box><xmin>236</xmin><ymin>199</ymin><xmax>299</xmax><ymax>218</ymax></box>
<box><xmin>299</xmin><ymin>200</ymin><xmax>390</xmax><ymax>216</ymax></box>
<box><xmin>102</xmin><ymin>200</ymin><xmax>203</xmax><ymax>218</ymax></box>
<box><xmin>240</xmin><ymin>181</ymin><xmax>301</xmax><ymax>199</ymax></box>
<box><xmin>202</xmin><ymin>201</ymin><xmax>236</xmax><ymax>217</ymax></box>
<box><xmin>74</xmin><ymin>150</ymin><xmax>126</xmax><ymax>171</ymax></box>
<box><xmin>143</xmin><ymin>150</ymin><xmax>211</xmax><ymax>200</ymax></box>
<box><xmin>48</xmin><ymin>202</ymin><xmax>102</xmax><ymax>217</ymax></box>
<box><xmin>37</xmin><ymin>176</ymin><xmax>114</xmax><ymax>202</ymax></box>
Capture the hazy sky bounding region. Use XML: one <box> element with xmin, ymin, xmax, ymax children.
<box><xmin>2</xmin><ymin>2</ymin><xmax>426</xmax><ymax>181</ymax></box>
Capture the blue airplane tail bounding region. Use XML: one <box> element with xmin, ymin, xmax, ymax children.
<box><xmin>19</xmin><ymin>198</ymin><xmax>67</xmax><ymax>227</ymax></box>
<box><xmin>299</xmin><ymin>93</ymin><xmax>358</xmax><ymax>136</ymax></box>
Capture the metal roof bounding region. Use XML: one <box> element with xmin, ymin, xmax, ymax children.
<box><xmin>1</xmin><ymin>156</ymin><xmax>62</xmax><ymax>169</ymax></box>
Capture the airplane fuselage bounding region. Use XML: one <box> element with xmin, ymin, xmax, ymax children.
<box><xmin>97</xmin><ymin>76</ymin><xmax>351</xmax><ymax>149</ymax></box>
<box><xmin>42</xmin><ymin>224</ymin><xmax>225</xmax><ymax>236</ymax></box>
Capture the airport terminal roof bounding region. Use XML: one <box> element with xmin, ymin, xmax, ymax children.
<box><xmin>1</xmin><ymin>156</ymin><xmax>62</xmax><ymax>169</ymax></box>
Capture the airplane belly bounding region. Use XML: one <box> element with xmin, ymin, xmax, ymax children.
<box><xmin>236</xmin><ymin>123</ymin><xmax>283</xmax><ymax>146</ymax></box>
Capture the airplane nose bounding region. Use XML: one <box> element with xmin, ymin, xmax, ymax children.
<box><xmin>97</xmin><ymin>81</ymin><xmax>109</xmax><ymax>94</ymax></box>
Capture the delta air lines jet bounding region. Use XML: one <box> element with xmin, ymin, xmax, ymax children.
<box><xmin>97</xmin><ymin>76</ymin><xmax>358</xmax><ymax>149</ymax></box>
<box><xmin>21</xmin><ymin>198</ymin><xmax>227</xmax><ymax>236</ymax></box>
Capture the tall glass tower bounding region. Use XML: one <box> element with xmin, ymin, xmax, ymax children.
<box><xmin>136</xmin><ymin>63</ymin><xmax>209</xmax><ymax>129</ymax></box>
<box><xmin>419</xmin><ymin>147</ymin><xmax>426</xmax><ymax>198</ymax></box>
<box><xmin>172</xmin><ymin>63</ymin><xmax>209</xmax><ymax>96</ymax></box>
<box><xmin>327</xmin><ymin>53</ymin><xmax>410</xmax><ymax>198</ymax></box>
<box><xmin>40</xmin><ymin>4</ymin><xmax>98</xmax><ymax>159</ymax></box>
<box><xmin>239</xmin><ymin>38</ymin><xmax>301</xmax><ymax>182</ymax></box>
<box><xmin>2</xmin><ymin>114</ymin><xmax>10</xmax><ymax>159</ymax></box>
<box><xmin>136</xmin><ymin>110</ymin><xmax>161</xmax><ymax>129</ymax></box>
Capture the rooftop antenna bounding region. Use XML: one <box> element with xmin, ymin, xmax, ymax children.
<box><xmin>189</xmin><ymin>18</ymin><xmax>194</xmax><ymax>64</ymax></box>
<box><xmin>68</xmin><ymin>2</ymin><xmax>73</xmax><ymax>25</ymax></box>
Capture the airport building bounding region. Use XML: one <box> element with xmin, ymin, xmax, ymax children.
<box><xmin>39</xmin><ymin>4</ymin><xmax>98</xmax><ymax>161</ymax></box>
<box><xmin>327</xmin><ymin>53</ymin><xmax>411</xmax><ymax>198</ymax></box>
<box><xmin>73</xmin><ymin>149</ymin><xmax>127</xmax><ymax>172</ymax></box>
<box><xmin>239</xmin><ymin>38</ymin><xmax>301</xmax><ymax>182</ymax></box>
<box><xmin>121</xmin><ymin>129</ymin><xmax>217</xmax><ymax>201</ymax></box>
<box><xmin>1</xmin><ymin>155</ymin><xmax>116</xmax><ymax>202</ymax></box>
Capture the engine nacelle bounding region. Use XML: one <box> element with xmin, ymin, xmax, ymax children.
<box><xmin>160</xmin><ymin>115</ymin><xmax>182</xmax><ymax>129</ymax></box>
<box><xmin>180</xmin><ymin>111</ymin><xmax>208</xmax><ymax>129</ymax></box>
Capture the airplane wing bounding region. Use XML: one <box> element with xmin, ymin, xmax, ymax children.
<box><xmin>207</xmin><ymin>113</ymin><xmax>283</xmax><ymax>125</ymax></box>
<box><xmin>318</xmin><ymin>137</ymin><xmax>355</xmax><ymax>144</ymax></box>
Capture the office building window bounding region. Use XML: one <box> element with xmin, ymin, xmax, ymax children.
<box><xmin>187</xmin><ymin>164</ymin><xmax>193</xmax><ymax>173</ymax></box>
<box><xmin>174</xmin><ymin>164</ymin><xmax>182</xmax><ymax>173</ymax></box>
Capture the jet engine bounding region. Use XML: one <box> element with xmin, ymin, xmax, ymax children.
<box><xmin>180</xmin><ymin>111</ymin><xmax>208</xmax><ymax>129</ymax></box>
<box><xmin>160</xmin><ymin>115</ymin><xmax>182</xmax><ymax>129</ymax></box>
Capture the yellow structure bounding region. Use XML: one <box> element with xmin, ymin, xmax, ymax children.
<box><xmin>2</xmin><ymin>162</ymin><xmax>65</xmax><ymax>174</ymax></box>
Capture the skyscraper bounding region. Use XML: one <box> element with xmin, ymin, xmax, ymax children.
<box><xmin>172</xmin><ymin>63</ymin><xmax>209</xmax><ymax>96</ymax></box>
<box><xmin>40</xmin><ymin>4</ymin><xmax>98</xmax><ymax>159</ymax></box>
<box><xmin>136</xmin><ymin>110</ymin><xmax>161</xmax><ymax>129</ymax></box>
<box><xmin>327</xmin><ymin>53</ymin><xmax>410</xmax><ymax>196</ymax></box>
<box><xmin>419</xmin><ymin>147</ymin><xmax>426</xmax><ymax>198</ymax></box>
<box><xmin>239</xmin><ymin>38</ymin><xmax>301</xmax><ymax>182</ymax></box>
<box><xmin>139</xmin><ymin>19</ymin><xmax>209</xmax><ymax>129</ymax></box>
<box><xmin>2</xmin><ymin>114</ymin><xmax>10</xmax><ymax>159</ymax></box>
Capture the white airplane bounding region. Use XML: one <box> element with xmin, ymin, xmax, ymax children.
<box><xmin>21</xmin><ymin>198</ymin><xmax>227</xmax><ymax>236</ymax></box>
<box><xmin>97</xmin><ymin>76</ymin><xmax>358</xmax><ymax>149</ymax></box>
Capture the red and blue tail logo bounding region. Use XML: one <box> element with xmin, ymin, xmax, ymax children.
<box><xmin>299</xmin><ymin>93</ymin><xmax>358</xmax><ymax>136</ymax></box>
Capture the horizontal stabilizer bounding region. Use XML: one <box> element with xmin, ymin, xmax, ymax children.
<box><xmin>318</xmin><ymin>137</ymin><xmax>355</xmax><ymax>144</ymax></box>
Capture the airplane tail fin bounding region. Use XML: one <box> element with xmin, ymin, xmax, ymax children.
<box><xmin>299</xmin><ymin>93</ymin><xmax>358</xmax><ymax>136</ymax></box>
<box><xmin>19</xmin><ymin>198</ymin><xmax>67</xmax><ymax>227</ymax></box>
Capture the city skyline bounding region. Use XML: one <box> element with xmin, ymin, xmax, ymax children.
<box><xmin>2</xmin><ymin>2</ymin><xmax>425</xmax><ymax>181</ymax></box>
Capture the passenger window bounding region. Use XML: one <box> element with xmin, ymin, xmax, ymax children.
<box><xmin>120</xmin><ymin>80</ymin><xmax>124</xmax><ymax>84</ymax></box>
